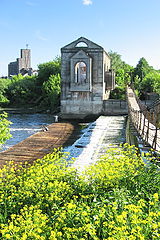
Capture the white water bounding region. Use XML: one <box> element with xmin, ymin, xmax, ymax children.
<box><xmin>0</xmin><ymin>113</ymin><xmax>54</xmax><ymax>152</ymax></box>
<box><xmin>1</xmin><ymin>114</ymin><xmax>126</xmax><ymax>171</ymax></box>
<box><xmin>64</xmin><ymin>116</ymin><xmax>126</xmax><ymax>171</ymax></box>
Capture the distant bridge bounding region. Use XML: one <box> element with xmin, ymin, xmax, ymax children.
<box><xmin>127</xmin><ymin>86</ymin><xmax>160</xmax><ymax>152</ymax></box>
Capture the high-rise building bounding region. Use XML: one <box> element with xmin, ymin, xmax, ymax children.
<box><xmin>8</xmin><ymin>48</ymin><xmax>31</xmax><ymax>77</ymax></box>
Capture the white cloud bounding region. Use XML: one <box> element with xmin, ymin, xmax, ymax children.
<box><xmin>35</xmin><ymin>30</ymin><xmax>48</xmax><ymax>41</ymax></box>
<box><xmin>82</xmin><ymin>0</ymin><xmax>93</xmax><ymax>6</ymax></box>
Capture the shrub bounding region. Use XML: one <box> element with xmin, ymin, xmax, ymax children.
<box><xmin>0</xmin><ymin>78</ymin><xmax>11</xmax><ymax>106</ymax></box>
<box><xmin>0</xmin><ymin>112</ymin><xmax>11</xmax><ymax>147</ymax></box>
<box><xmin>42</xmin><ymin>74</ymin><xmax>61</xmax><ymax>111</ymax></box>
<box><xmin>0</xmin><ymin>145</ymin><xmax>159</xmax><ymax>239</ymax></box>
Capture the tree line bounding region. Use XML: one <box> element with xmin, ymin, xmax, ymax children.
<box><xmin>0</xmin><ymin>53</ymin><xmax>159</xmax><ymax>110</ymax></box>
<box><xmin>0</xmin><ymin>57</ymin><xmax>61</xmax><ymax>112</ymax></box>
<box><xmin>109</xmin><ymin>51</ymin><xmax>160</xmax><ymax>99</ymax></box>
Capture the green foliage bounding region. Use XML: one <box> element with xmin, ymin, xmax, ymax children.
<box><xmin>0</xmin><ymin>145</ymin><xmax>159</xmax><ymax>239</ymax></box>
<box><xmin>133</xmin><ymin>75</ymin><xmax>141</xmax><ymax>90</ymax></box>
<box><xmin>115</xmin><ymin>69</ymin><xmax>125</xmax><ymax>86</ymax></box>
<box><xmin>1</xmin><ymin>57</ymin><xmax>62</xmax><ymax>110</ymax></box>
<box><xmin>36</xmin><ymin>57</ymin><xmax>61</xmax><ymax>110</ymax></box>
<box><xmin>131</xmin><ymin>57</ymin><xmax>160</xmax><ymax>98</ymax></box>
<box><xmin>109</xmin><ymin>85</ymin><xmax>126</xmax><ymax>100</ymax></box>
<box><xmin>108</xmin><ymin>52</ymin><xmax>160</xmax><ymax>98</ymax></box>
<box><xmin>133</xmin><ymin>57</ymin><xmax>153</xmax><ymax>82</ymax></box>
<box><xmin>42</xmin><ymin>74</ymin><xmax>61</xmax><ymax>110</ymax></box>
<box><xmin>140</xmin><ymin>71</ymin><xmax>160</xmax><ymax>95</ymax></box>
<box><xmin>37</xmin><ymin>57</ymin><xmax>61</xmax><ymax>85</ymax></box>
<box><xmin>108</xmin><ymin>51</ymin><xmax>125</xmax><ymax>72</ymax></box>
<box><xmin>0</xmin><ymin>112</ymin><xmax>11</xmax><ymax>146</ymax></box>
<box><xmin>11</xmin><ymin>74</ymin><xmax>24</xmax><ymax>82</ymax></box>
<box><xmin>6</xmin><ymin>75</ymin><xmax>38</xmax><ymax>105</ymax></box>
<box><xmin>108</xmin><ymin>51</ymin><xmax>133</xmax><ymax>99</ymax></box>
<box><xmin>0</xmin><ymin>79</ymin><xmax>11</xmax><ymax>106</ymax></box>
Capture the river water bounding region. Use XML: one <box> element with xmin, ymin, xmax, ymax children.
<box><xmin>0</xmin><ymin>113</ymin><xmax>54</xmax><ymax>152</ymax></box>
<box><xmin>1</xmin><ymin>114</ymin><xmax>127</xmax><ymax>171</ymax></box>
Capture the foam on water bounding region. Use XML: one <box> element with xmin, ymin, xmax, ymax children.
<box><xmin>65</xmin><ymin>116</ymin><xmax>126</xmax><ymax>171</ymax></box>
<box><xmin>10</xmin><ymin>128</ymin><xmax>42</xmax><ymax>131</ymax></box>
<box><xmin>0</xmin><ymin>113</ymin><xmax>54</xmax><ymax>152</ymax></box>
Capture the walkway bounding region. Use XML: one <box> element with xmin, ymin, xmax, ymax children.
<box><xmin>0</xmin><ymin>122</ymin><xmax>75</xmax><ymax>167</ymax></box>
<box><xmin>127</xmin><ymin>86</ymin><xmax>160</xmax><ymax>151</ymax></box>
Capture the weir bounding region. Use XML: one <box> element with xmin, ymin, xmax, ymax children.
<box><xmin>0</xmin><ymin>115</ymin><xmax>127</xmax><ymax>168</ymax></box>
<box><xmin>66</xmin><ymin>115</ymin><xmax>126</xmax><ymax>171</ymax></box>
<box><xmin>0</xmin><ymin>88</ymin><xmax>159</xmax><ymax>168</ymax></box>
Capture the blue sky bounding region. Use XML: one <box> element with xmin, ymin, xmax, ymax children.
<box><xmin>0</xmin><ymin>0</ymin><xmax>160</xmax><ymax>76</ymax></box>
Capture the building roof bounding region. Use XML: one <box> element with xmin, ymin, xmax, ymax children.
<box><xmin>61</xmin><ymin>36</ymin><xmax>103</xmax><ymax>50</ymax></box>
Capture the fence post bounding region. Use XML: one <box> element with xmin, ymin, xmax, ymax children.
<box><xmin>139</xmin><ymin>111</ymin><xmax>142</xmax><ymax>133</ymax></box>
<box><xmin>145</xmin><ymin>111</ymin><xmax>150</xmax><ymax>143</ymax></box>
<box><xmin>142</xmin><ymin>111</ymin><xmax>146</xmax><ymax>138</ymax></box>
<box><xmin>136</xmin><ymin>110</ymin><xmax>139</xmax><ymax>130</ymax></box>
<box><xmin>152</xmin><ymin>127</ymin><xmax>157</xmax><ymax>150</ymax></box>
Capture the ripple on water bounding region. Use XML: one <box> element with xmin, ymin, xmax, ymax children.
<box><xmin>0</xmin><ymin>113</ymin><xmax>54</xmax><ymax>152</ymax></box>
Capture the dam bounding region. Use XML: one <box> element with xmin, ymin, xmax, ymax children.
<box><xmin>0</xmin><ymin>115</ymin><xmax>126</xmax><ymax>168</ymax></box>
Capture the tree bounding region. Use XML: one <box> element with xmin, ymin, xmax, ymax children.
<box><xmin>42</xmin><ymin>74</ymin><xmax>61</xmax><ymax>111</ymax></box>
<box><xmin>11</xmin><ymin>74</ymin><xmax>24</xmax><ymax>83</ymax></box>
<box><xmin>108</xmin><ymin>51</ymin><xmax>125</xmax><ymax>72</ymax></box>
<box><xmin>37</xmin><ymin>57</ymin><xmax>61</xmax><ymax>85</ymax></box>
<box><xmin>0</xmin><ymin>78</ymin><xmax>11</xmax><ymax>106</ymax></box>
<box><xmin>133</xmin><ymin>57</ymin><xmax>153</xmax><ymax>82</ymax></box>
<box><xmin>140</xmin><ymin>71</ymin><xmax>160</xmax><ymax>94</ymax></box>
<box><xmin>153</xmin><ymin>75</ymin><xmax>160</xmax><ymax>95</ymax></box>
<box><xmin>0</xmin><ymin>112</ymin><xmax>11</xmax><ymax>146</ymax></box>
<box><xmin>108</xmin><ymin>51</ymin><xmax>133</xmax><ymax>99</ymax></box>
<box><xmin>6</xmin><ymin>75</ymin><xmax>38</xmax><ymax>105</ymax></box>
<box><xmin>108</xmin><ymin>51</ymin><xmax>133</xmax><ymax>85</ymax></box>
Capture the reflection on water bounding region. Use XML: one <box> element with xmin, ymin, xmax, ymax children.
<box><xmin>0</xmin><ymin>113</ymin><xmax>54</xmax><ymax>152</ymax></box>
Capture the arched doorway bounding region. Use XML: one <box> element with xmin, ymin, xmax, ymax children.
<box><xmin>75</xmin><ymin>61</ymin><xmax>87</xmax><ymax>84</ymax></box>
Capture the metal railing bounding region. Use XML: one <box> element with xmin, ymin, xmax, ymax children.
<box><xmin>127</xmin><ymin>87</ymin><xmax>160</xmax><ymax>151</ymax></box>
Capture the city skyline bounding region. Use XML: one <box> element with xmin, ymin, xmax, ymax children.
<box><xmin>1</xmin><ymin>0</ymin><xmax>160</xmax><ymax>76</ymax></box>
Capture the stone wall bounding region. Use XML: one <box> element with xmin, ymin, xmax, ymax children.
<box><xmin>103</xmin><ymin>99</ymin><xmax>128</xmax><ymax>115</ymax></box>
<box><xmin>60</xmin><ymin>37</ymin><xmax>113</xmax><ymax>118</ymax></box>
<box><xmin>60</xmin><ymin>99</ymin><xmax>128</xmax><ymax>119</ymax></box>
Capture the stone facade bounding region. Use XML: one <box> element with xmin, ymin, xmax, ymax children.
<box><xmin>8</xmin><ymin>49</ymin><xmax>31</xmax><ymax>77</ymax></box>
<box><xmin>61</xmin><ymin>37</ymin><xmax>115</xmax><ymax>118</ymax></box>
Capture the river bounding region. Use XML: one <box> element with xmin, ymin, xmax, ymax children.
<box><xmin>0</xmin><ymin>113</ymin><xmax>54</xmax><ymax>152</ymax></box>
<box><xmin>1</xmin><ymin>114</ymin><xmax>127</xmax><ymax>170</ymax></box>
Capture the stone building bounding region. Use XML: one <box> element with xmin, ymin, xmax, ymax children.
<box><xmin>61</xmin><ymin>37</ymin><xmax>115</xmax><ymax>118</ymax></box>
<box><xmin>8</xmin><ymin>48</ymin><xmax>31</xmax><ymax>77</ymax></box>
